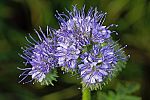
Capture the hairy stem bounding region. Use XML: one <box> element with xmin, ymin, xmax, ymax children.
<box><xmin>82</xmin><ymin>86</ymin><xmax>91</xmax><ymax>100</ymax></box>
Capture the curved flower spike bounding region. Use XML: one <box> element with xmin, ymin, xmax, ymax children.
<box><xmin>18</xmin><ymin>26</ymin><xmax>58</xmax><ymax>85</ymax></box>
<box><xmin>79</xmin><ymin>42</ymin><xmax>128</xmax><ymax>90</ymax></box>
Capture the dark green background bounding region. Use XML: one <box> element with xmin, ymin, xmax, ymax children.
<box><xmin>0</xmin><ymin>0</ymin><xmax>149</xmax><ymax>100</ymax></box>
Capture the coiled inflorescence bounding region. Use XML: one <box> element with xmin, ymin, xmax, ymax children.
<box><xmin>18</xmin><ymin>5</ymin><xmax>129</xmax><ymax>90</ymax></box>
<box><xmin>18</xmin><ymin>27</ymin><xmax>58</xmax><ymax>85</ymax></box>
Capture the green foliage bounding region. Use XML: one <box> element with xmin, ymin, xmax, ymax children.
<box><xmin>97</xmin><ymin>82</ymin><xmax>141</xmax><ymax>100</ymax></box>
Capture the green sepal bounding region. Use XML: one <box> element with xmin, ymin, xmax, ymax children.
<box><xmin>82</xmin><ymin>44</ymin><xmax>93</xmax><ymax>53</ymax></box>
<box><xmin>40</xmin><ymin>69</ymin><xmax>58</xmax><ymax>86</ymax></box>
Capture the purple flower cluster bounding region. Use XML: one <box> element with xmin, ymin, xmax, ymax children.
<box><xmin>19</xmin><ymin>27</ymin><xmax>57</xmax><ymax>84</ymax></box>
<box><xmin>19</xmin><ymin>6</ymin><xmax>128</xmax><ymax>90</ymax></box>
<box><xmin>56</xmin><ymin>6</ymin><xmax>114</xmax><ymax>45</ymax></box>
<box><xmin>78</xmin><ymin>44</ymin><xmax>125</xmax><ymax>89</ymax></box>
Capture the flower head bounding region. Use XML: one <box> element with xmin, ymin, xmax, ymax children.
<box><xmin>18</xmin><ymin>26</ymin><xmax>58</xmax><ymax>85</ymax></box>
<box><xmin>55</xmin><ymin>6</ymin><xmax>116</xmax><ymax>45</ymax></box>
<box><xmin>79</xmin><ymin>43</ymin><xmax>127</xmax><ymax>90</ymax></box>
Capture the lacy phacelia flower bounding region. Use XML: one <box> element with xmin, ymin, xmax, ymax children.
<box><xmin>18</xmin><ymin>27</ymin><xmax>57</xmax><ymax>85</ymax></box>
<box><xmin>55</xmin><ymin>6</ymin><xmax>116</xmax><ymax>45</ymax></box>
<box><xmin>18</xmin><ymin>5</ymin><xmax>129</xmax><ymax>91</ymax></box>
<box><xmin>79</xmin><ymin>43</ymin><xmax>127</xmax><ymax>90</ymax></box>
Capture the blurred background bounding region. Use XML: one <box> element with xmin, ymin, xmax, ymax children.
<box><xmin>0</xmin><ymin>0</ymin><xmax>150</xmax><ymax>100</ymax></box>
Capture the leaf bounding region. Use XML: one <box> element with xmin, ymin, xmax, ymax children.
<box><xmin>97</xmin><ymin>82</ymin><xmax>141</xmax><ymax>100</ymax></box>
<box><xmin>116</xmin><ymin>82</ymin><xmax>140</xmax><ymax>95</ymax></box>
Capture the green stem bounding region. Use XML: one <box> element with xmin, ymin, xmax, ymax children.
<box><xmin>82</xmin><ymin>86</ymin><xmax>91</xmax><ymax>100</ymax></box>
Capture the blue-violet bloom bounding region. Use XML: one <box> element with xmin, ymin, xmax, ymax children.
<box><xmin>18</xmin><ymin>27</ymin><xmax>57</xmax><ymax>84</ymax></box>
